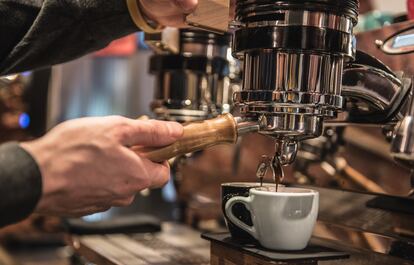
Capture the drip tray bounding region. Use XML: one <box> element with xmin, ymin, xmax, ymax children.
<box><xmin>202</xmin><ymin>232</ymin><xmax>349</xmax><ymax>264</ymax></box>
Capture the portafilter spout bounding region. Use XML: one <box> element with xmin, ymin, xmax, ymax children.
<box><xmin>136</xmin><ymin>114</ymin><xmax>260</xmax><ymax>163</ymax></box>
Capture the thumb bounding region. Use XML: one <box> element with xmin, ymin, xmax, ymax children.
<box><xmin>119</xmin><ymin>120</ymin><xmax>184</xmax><ymax>147</ymax></box>
<box><xmin>173</xmin><ymin>0</ymin><xmax>198</xmax><ymax>12</ymax></box>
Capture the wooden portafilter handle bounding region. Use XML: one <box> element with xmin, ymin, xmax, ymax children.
<box><xmin>138</xmin><ymin>113</ymin><xmax>259</xmax><ymax>163</ymax></box>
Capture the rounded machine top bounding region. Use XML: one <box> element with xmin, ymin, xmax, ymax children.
<box><xmin>236</xmin><ymin>0</ymin><xmax>359</xmax><ymax>24</ymax></box>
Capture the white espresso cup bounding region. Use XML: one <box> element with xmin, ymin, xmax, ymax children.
<box><xmin>225</xmin><ymin>186</ymin><xmax>319</xmax><ymax>251</ymax></box>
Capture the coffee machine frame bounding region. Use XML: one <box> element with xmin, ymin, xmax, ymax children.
<box><xmin>144</xmin><ymin>2</ymin><xmax>414</xmax><ymax>262</ymax></box>
<box><xmin>147</xmin><ymin>29</ymin><xmax>238</xmax><ymax>122</ymax></box>
<box><xmin>228</xmin><ymin>1</ymin><xmax>414</xmax><ymax>262</ymax></box>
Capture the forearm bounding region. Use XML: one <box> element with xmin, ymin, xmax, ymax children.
<box><xmin>0</xmin><ymin>0</ymin><xmax>138</xmax><ymax>75</ymax></box>
<box><xmin>0</xmin><ymin>143</ymin><xmax>42</xmax><ymax>228</ymax></box>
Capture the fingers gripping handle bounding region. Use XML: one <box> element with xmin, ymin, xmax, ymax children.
<box><xmin>140</xmin><ymin>114</ymin><xmax>238</xmax><ymax>163</ymax></box>
<box><xmin>225</xmin><ymin>196</ymin><xmax>258</xmax><ymax>239</ymax></box>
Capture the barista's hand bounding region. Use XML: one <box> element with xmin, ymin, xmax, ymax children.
<box><xmin>21</xmin><ymin>116</ymin><xmax>183</xmax><ymax>217</ymax></box>
<box><xmin>139</xmin><ymin>0</ymin><xmax>198</xmax><ymax>27</ymax></box>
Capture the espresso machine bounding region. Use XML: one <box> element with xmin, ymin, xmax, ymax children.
<box><xmin>143</xmin><ymin>28</ymin><xmax>246</xmax><ymax>222</ymax></box>
<box><xmin>143</xmin><ymin>0</ymin><xmax>414</xmax><ymax>263</ymax></box>
<box><xmin>67</xmin><ymin>1</ymin><xmax>414</xmax><ymax>264</ymax></box>
<box><xmin>226</xmin><ymin>1</ymin><xmax>414</xmax><ymax>264</ymax></box>
<box><xmin>231</xmin><ymin>0</ymin><xmax>414</xmax><ymax>169</ymax></box>
<box><xmin>146</xmin><ymin>28</ymin><xmax>239</xmax><ymax>122</ymax></box>
<box><xmin>142</xmin><ymin>1</ymin><xmax>413</xmax><ymax>179</ymax></box>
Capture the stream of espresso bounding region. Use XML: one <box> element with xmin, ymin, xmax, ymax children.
<box><xmin>257</xmin><ymin>155</ymin><xmax>283</xmax><ymax>192</ymax></box>
<box><xmin>273</xmin><ymin>157</ymin><xmax>283</xmax><ymax>192</ymax></box>
<box><xmin>275</xmin><ymin>175</ymin><xmax>279</xmax><ymax>192</ymax></box>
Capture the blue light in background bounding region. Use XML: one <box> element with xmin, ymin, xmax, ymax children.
<box><xmin>19</xmin><ymin>113</ymin><xmax>30</xmax><ymax>129</ymax></box>
<box><xmin>21</xmin><ymin>71</ymin><xmax>32</xmax><ymax>77</ymax></box>
<box><xmin>137</xmin><ymin>32</ymin><xmax>150</xmax><ymax>50</ymax></box>
<box><xmin>162</xmin><ymin>176</ymin><xmax>177</xmax><ymax>202</ymax></box>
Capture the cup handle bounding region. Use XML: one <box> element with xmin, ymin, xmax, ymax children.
<box><xmin>225</xmin><ymin>196</ymin><xmax>258</xmax><ymax>239</ymax></box>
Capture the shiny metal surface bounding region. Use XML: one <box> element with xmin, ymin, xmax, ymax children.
<box><xmin>275</xmin><ymin>140</ymin><xmax>298</xmax><ymax>165</ymax></box>
<box><xmin>236</xmin><ymin>51</ymin><xmax>344</xmax><ymax>112</ymax></box>
<box><xmin>235</xmin><ymin>0</ymin><xmax>359</xmax><ymax>25</ymax></box>
<box><xmin>312</xmin><ymin>186</ymin><xmax>414</xmax><ymax>262</ymax></box>
<box><xmin>233</xmin><ymin>0</ymin><xmax>355</xmax><ymax>148</ymax></box>
<box><xmin>234</xmin><ymin>50</ymin><xmax>344</xmax><ymax>139</ymax></box>
<box><xmin>181</xmin><ymin>43</ymin><xmax>228</xmax><ymax>58</ymax></box>
<box><xmin>235</xmin><ymin>119</ymin><xmax>261</xmax><ymax>136</ymax></box>
<box><xmin>243</xmin><ymin>10</ymin><xmax>354</xmax><ymax>33</ymax></box>
<box><xmin>231</xmin><ymin>0</ymin><xmax>414</xmax><ymax>174</ymax></box>
<box><xmin>179</xmin><ymin>29</ymin><xmax>230</xmax><ymax>58</ymax></box>
<box><xmin>290</xmin><ymin>51</ymin><xmax>414</xmax><ymax>194</ymax></box>
<box><xmin>151</xmin><ymin>71</ymin><xmax>232</xmax><ymax>122</ymax></box>
<box><xmin>314</xmin><ymin>224</ymin><xmax>414</xmax><ymax>265</ymax></box>
<box><xmin>144</xmin><ymin>28</ymin><xmax>180</xmax><ymax>54</ymax></box>
<box><xmin>148</xmin><ymin>29</ymin><xmax>237</xmax><ymax>122</ymax></box>
<box><xmin>177</xmin><ymin>1</ymin><xmax>414</xmax><ymax>263</ymax></box>
<box><xmin>392</xmin><ymin>117</ymin><xmax>414</xmax><ymax>167</ymax></box>
<box><xmin>145</xmin><ymin>28</ymin><xmax>229</xmax><ymax>58</ymax></box>
<box><xmin>257</xmin><ymin>114</ymin><xmax>324</xmax><ymax>140</ymax></box>
<box><xmin>391</xmin><ymin>87</ymin><xmax>414</xmax><ymax>168</ymax></box>
<box><xmin>230</xmin><ymin>2</ymin><xmax>414</xmax><ymax>261</ymax></box>
<box><xmin>0</xmin><ymin>75</ymin><xmax>19</xmax><ymax>88</ymax></box>
<box><xmin>328</xmin><ymin>63</ymin><xmax>411</xmax><ymax>124</ymax></box>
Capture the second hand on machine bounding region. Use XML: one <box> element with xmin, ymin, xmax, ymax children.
<box><xmin>137</xmin><ymin>113</ymin><xmax>261</xmax><ymax>163</ymax></box>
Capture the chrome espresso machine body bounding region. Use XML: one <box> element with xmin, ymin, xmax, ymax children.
<box><xmin>229</xmin><ymin>0</ymin><xmax>414</xmax><ymax>263</ymax></box>
<box><xmin>233</xmin><ymin>0</ymin><xmax>357</xmax><ymax>141</ymax></box>
<box><xmin>231</xmin><ymin>0</ymin><xmax>360</xmax><ymax>167</ymax></box>
<box><xmin>145</xmin><ymin>2</ymin><xmax>414</xmax><ymax>262</ymax></box>
<box><xmin>145</xmin><ymin>28</ymin><xmax>242</xmax><ymax>222</ymax></box>
<box><xmin>232</xmin><ymin>0</ymin><xmax>414</xmax><ymax>168</ymax></box>
<box><xmin>147</xmin><ymin>28</ymin><xmax>238</xmax><ymax>122</ymax></box>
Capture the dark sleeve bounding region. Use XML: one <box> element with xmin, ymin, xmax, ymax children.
<box><xmin>0</xmin><ymin>142</ymin><xmax>42</xmax><ymax>228</ymax></box>
<box><xmin>0</xmin><ymin>0</ymin><xmax>139</xmax><ymax>75</ymax></box>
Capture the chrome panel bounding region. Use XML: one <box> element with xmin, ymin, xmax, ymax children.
<box><xmin>332</xmin><ymin>64</ymin><xmax>409</xmax><ymax>124</ymax></box>
<box><xmin>391</xmin><ymin>87</ymin><xmax>414</xmax><ymax>168</ymax></box>
<box><xmin>232</xmin><ymin>0</ymin><xmax>356</xmax><ymax>163</ymax></box>
<box><xmin>312</xmin><ymin>187</ymin><xmax>414</xmax><ymax>261</ymax></box>
<box><xmin>243</xmin><ymin>10</ymin><xmax>353</xmax><ymax>33</ymax></box>
<box><xmin>0</xmin><ymin>75</ymin><xmax>19</xmax><ymax>88</ymax></box>
<box><xmin>151</xmin><ymin>71</ymin><xmax>233</xmax><ymax>122</ymax></box>
<box><xmin>147</xmin><ymin>29</ymin><xmax>237</xmax><ymax>122</ymax></box>
<box><xmin>255</xmin><ymin>114</ymin><xmax>324</xmax><ymax>140</ymax></box>
<box><xmin>234</xmin><ymin>50</ymin><xmax>344</xmax><ymax>139</ymax></box>
<box><xmin>241</xmin><ymin>51</ymin><xmax>343</xmax><ymax>100</ymax></box>
<box><xmin>181</xmin><ymin>43</ymin><xmax>228</xmax><ymax>58</ymax></box>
